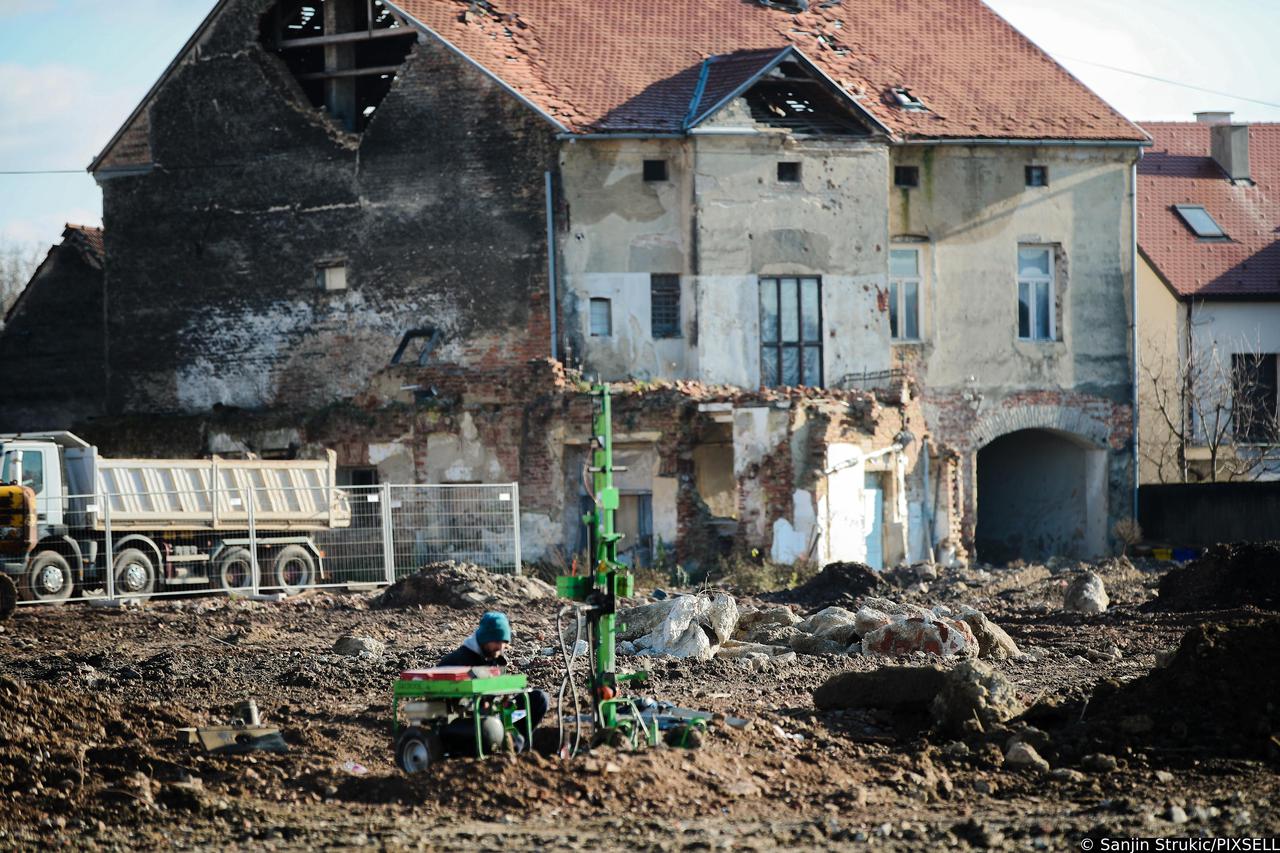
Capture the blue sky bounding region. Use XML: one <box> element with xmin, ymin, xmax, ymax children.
<box><xmin>1</xmin><ymin>0</ymin><xmax>1278</xmax><ymax>247</ymax></box>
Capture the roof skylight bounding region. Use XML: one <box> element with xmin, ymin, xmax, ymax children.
<box><xmin>891</xmin><ymin>88</ymin><xmax>928</xmax><ymax>111</ymax></box>
<box><xmin>1174</xmin><ymin>205</ymin><xmax>1227</xmax><ymax>239</ymax></box>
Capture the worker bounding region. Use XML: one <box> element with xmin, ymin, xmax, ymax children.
<box><xmin>439</xmin><ymin>611</ymin><xmax>549</xmax><ymax>748</ymax></box>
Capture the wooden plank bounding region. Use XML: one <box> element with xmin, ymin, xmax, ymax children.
<box><xmin>278</xmin><ymin>27</ymin><xmax>413</xmax><ymax>49</ymax></box>
<box><xmin>296</xmin><ymin>65</ymin><xmax>401</xmax><ymax>81</ymax></box>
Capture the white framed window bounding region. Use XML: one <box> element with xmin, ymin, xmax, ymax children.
<box><xmin>888</xmin><ymin>248</ymin><xmax>921</xmax><ymax>340</ymax></box>
<box><xmin>1017</xmin><ymin>246</ymin><xmax>1054</xmax><ymax>341</ymax></box>
<box><xmin>589</xmin><ymin>297</ymin><xmax>612</xmax><ymax>337</ymax></box>
<box><xmin>316</xmin><ymin>261</ymin><xmax>347</xmax><ymax>291</ymax></box>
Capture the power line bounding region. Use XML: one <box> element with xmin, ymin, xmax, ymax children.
<box><xmin>1050</xmin><ymin>53</ymin><xmax>1280</xmax><ymax>110</ymax></box>
<box><xmin>0</xmin><ymin>169</ymin><xmax>87</xmax><ymax>175</ymax></box>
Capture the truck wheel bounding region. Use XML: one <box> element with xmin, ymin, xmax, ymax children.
<box><xmin>271</xmin><ymin>545</ymin><xmax>314</xmax><ymax>594</ymax></box>
<box><xmin>216</xmin><ymin>547</ymin><xmax>254</xmax><ymax>592</ymax></box>
<box><xmin>395</xmin><ymin>726</ymin><xmax>443</xmax><ymax>774</ymax></box>
<box><xmin>113</xmin><ymin>548</ymin><xmax>157</xmax><ymax>599</ymax></box>
<box><xmin>23</xmin><ymin>551</ymin><xmax>74</xmax><ymax>603</ymax></box>
<box><xmin>0</xmin><ymin>574</ymin><xmax>16</xmax><ymax>620</ymax></box>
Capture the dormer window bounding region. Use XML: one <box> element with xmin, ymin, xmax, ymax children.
<box><xmin>1173</xmin><ymin>205</ymin><xmax>1227</xmax><ymax>239</ymax></box>
<box><xmin>891</xmin><ymin>88</ymin><xmax>928</xmax><ymax>111</ymax></box>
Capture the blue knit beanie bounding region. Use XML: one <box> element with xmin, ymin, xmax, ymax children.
<box><xmin>476</xmin><ymin>611</ymin><xmax>512</xmax><ymax>645</ymax></box>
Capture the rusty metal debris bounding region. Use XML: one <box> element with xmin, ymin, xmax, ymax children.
<box><xmin>177</xmin><ymin>700</ymin><xmax>288</xmax><ymax>754</ymax></box>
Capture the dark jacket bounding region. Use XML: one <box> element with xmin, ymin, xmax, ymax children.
<box><xmin>438</xmin><ymin>633</ymin><xmax>508</xmax><ymax>670</ymax></box>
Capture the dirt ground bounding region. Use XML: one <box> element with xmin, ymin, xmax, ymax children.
<box><xmin>1</xmin><ymin>556</ymin><xmax>1277</xmax><ymax>851</ymax></box>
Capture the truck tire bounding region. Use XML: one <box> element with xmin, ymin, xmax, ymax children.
<box><xmin>0</xmin><ymin>574</ymin><xmax>16</xmax><ymax>620</ymax></box>
<box><xmin>271</xmin><ymin>545</ymin><xmax>314</xmax><ymax>594</ymax></box>
<box><xmin>395</xmin><ymin>726</ymin><xmax>443</xmax><ymax>774</ymax></box>
<box><xmin>23</xmin><ymin>551</ymin><xmax>74</xmax><ymax>603</ymax></box>
<box><xmin>113</xmin><ymin>548</ymin><xmax>157</xmax><ymax>599</ymax></box>
<box><xmin>216</xmin><ymin>547</ymin><xmax>254</xmax><ymax>592</ymax></box>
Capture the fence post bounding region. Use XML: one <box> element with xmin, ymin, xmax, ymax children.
<box><xmin>247</xmin><ymin>480</ymin><xmax>260</xmax><ymax>597</ymax></box>
<box><xmin>103</xmin><ymin>488</ymin><xmax>115</xmax><ymax>602</ymax></box>
<box><xmin>381</xmin><ymin>483</ymin><xmax>395</xmax><ymax>586</ymax></box>
<box><xmin>509</xmin><ymin>482</ymin><xmax>522</xmax><ymax>576</ymax></box>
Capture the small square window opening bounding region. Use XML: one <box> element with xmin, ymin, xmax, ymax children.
<box><xmin>317</xmin><ymin>262</ymin><xmax>347</xmax><ymax>291</ymax></box>
<box><xmin>589</xmin><ymin>298</ymin><xmax>612</xmax><ymax>337</ymax></box>
<box><xmin>894</xmin><ymin>166</ymin><xmax>919</xmax><ymax>188</ymax></box>
<box><xmin>643</xmin><ymin>159</ymin><xmax>668</xmax><ymax>182</ymax></box>
<box><xmin>777</xmin><ymin>161</ymin><xmax>801</xmax><ymax>183</ymax></box>
<box><xmin>1025</xmin><ymin>166</ymin><xmax>1048</xmax><ymax>187</ymax></box>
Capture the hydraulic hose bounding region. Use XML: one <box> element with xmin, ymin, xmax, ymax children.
<box><xmin>556</xmin><ymin>604</ymin><xmax>587</xmax><ymax>757</ymax></box>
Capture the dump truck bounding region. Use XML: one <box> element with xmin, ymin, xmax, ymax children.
<box><xmin>0</xmin><ymin>432</ymin><xmax>351</xmax><ymax>603</ymax></box>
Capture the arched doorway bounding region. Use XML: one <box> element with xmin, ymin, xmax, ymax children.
<box><xmin>975</xmin><ymin>428</ymin><xmax>1107</xmax><ymax>564</ymax></box>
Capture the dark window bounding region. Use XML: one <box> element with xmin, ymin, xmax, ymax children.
<box><xmin>1233</xmin><ymin>353</ymin><xmax>1279</xmax><ymax>443</ymax></box>
<box><xmin>1025</xmin><ymin>166</ymin><xmax>1048</xmax><ymax>187</ymax></box>
<box><xmin>759</xmin><ymin>276</ymin><xmax>823</xmax><ymax>387</ymax></box>
<box><xmin>650</xmin><ymin>274</ymin><xmax>681</xmax><ymax>338</ymax></box>
<box><xmin>589</xmin><ymin>298</ymin><xmax>612</xmax><ymax>336</ymax></box>
<box><xmin>390</xmin><ymin>327</ymin><xmax>440</xmax><ymax>366</ymax></box>
<box><xmin>643</xmin><ymin>159</ymin><xmax>668</xmax><ymax>182</ymax></box>
<box><xmin>894</xmin><ymin>165</ymin><xmax>919</xmax><ymax>188</ymax></box>
<box><xmin>777</xmin><ymin>161</ymin><xmax>801</xmax><ymax>183</ymax></box>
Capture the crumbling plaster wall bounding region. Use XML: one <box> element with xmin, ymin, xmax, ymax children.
<box><xmin>559</xmin><ymin>129</ymin><xmax>892</xmax><ymax>386</ymax></box>
<box><xmin>98</xmin><ymin>0</ymin><xmax>557</xmax><ymax>416</ymax></box>
<box><xmin>892</xmin><ymin>144</ymin><xmax>1139</xmax><ymax>558</ymax></box>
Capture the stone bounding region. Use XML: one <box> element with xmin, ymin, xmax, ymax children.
<box><xmin>789</xmin><ymin>633</ymin><xmax>851</xmax><ymax>656</ymax></box>
<box><xmin>1167</xmin><ymin>806</ymin><xmax>1189</xmax><ymax>824</ymax></box>
<box><xmin>1004</xmin><ymin>741</ymin><xmax>1050</xmax><ymax>774</ymax></box>
<box><xmin>1154</xmin><ymin>770</ymin><xmax>1175</xmax><ymax>784</ymax></box>
<box><xmin>1064</xmin><ymin>571</ymin><xmax>1109</xmax><ymax>614</ymax></box>
<box><xmin>1050</xmin><ymin>768</ymin><xmax>1087</xmax><ymax>783</ymax></box>
<box><xmin>812</xmin><ymin>665</ymin><xmax>948</xmax><ymax>711</ymax></box>
<box><xmin>716</xmin><ymin>640</ymin><xmax>791</xmax><ymax>659</ymax></box>
<box><xmin>931</xmin><ymin>660</ymin><xmax>1024</xmax><ymax>735</ymax></box>
<box><xmin>958</xmin><ymin>606</ymin><xmax>1020</xmax><ymax>660</ymax></box>
<box><xmin>332</xmin><ymin>636</ymin><xmax>384</xmax><ymax>658</ymax></box>
<box><xmin>862</xmin><ymin>613</ymin><xmax>978</xmax><ymax>658</ymax></box>
<box><xmin>1082</xmin><ymin>753</ymin><xmax>1118</xmax><ymax>773</ymax></box>
<box><xmin>745</xmin><ymin>624</ymin><xmax>802</xmax><ymax>646</ymax></box>
<box><xmin>734</xmin><ymin>606</ymin><xmax>800</xmax><ymax>638</ymax></box>
<box><xmin>854</xmin><ymin>606</ymin><xmax>891</xmax><ymax>636</ymax></box>
<box><xmin>797</xmin><ymin>606</ymin><xmax>861</xmax><ymax>645</ymax></box>
<box><xmin>618</xmin><ymin>599</ymin><xmax>681</xmax><ymax>641</ymax></box>
<box><xmin>626</xmin><ymin>593</ymin><xmax>740</xmax><ymax>660</ymax></box>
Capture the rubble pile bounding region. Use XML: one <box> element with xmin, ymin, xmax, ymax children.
<box><xmin>1155</xmin><ymin>542</ymin><xmax>1280</xmax><ymax>612</ymax></box>
<box><xmin>765</xmin><ymin>561</ymin><xmax>885</xmax><ymax>609</ymax></box>
<box><xmin>372</xmin><ymin>562</ymin><xmax>555</xmax><ymax>610</ymax></box>
<box><xmin>1085</xmin><ymin>619</ymin><xmax>1280</xmax><ymax>759</ymax></box>
<box><xmin>617</xmin><ymin>593</ymin><xmax>740</xmax><ymax>661</ymax></box>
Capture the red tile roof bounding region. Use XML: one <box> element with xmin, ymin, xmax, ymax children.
<box><xmin>1138</xmin><ymin>123</ymin><xmax>1280</xmax><ymax>298</ymax></box>
<box><xmin>389</xmin><ymin>0</ymin><xmax>1145</xmax><ymax>141</ymax></box>
<box><xmin>63</xmin><ymin>224</ymin><xmax>105</xmax><ymax>270</ymax></box>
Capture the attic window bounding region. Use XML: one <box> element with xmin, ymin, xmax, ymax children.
<box><xmin>744</xmin><ymin>68</ymin><xmax>871</xmax><ymax>136</ymax></box>
<box><xmin>390</xmin><ymin>327</ymin><xmax>441</xmax><ymax>366</ymax></box>
<box><xmin>1173</xmin><ymin>205</ymin><xmax>1227</xmax><ymax>239</ymax></box>
<box><xmin>777</xmin><ymin>161</ymin><xmax>801</xmax><ymax>183</ymax></box>
<box><xmin>1025</xmin><ymin>166</ymin><xmax>1049</xmax><ymax>187</ymax></box>
<box><xmin>643</xmin><ymin>159</ymin><xmax>668</xmax><ymax>182</ymax></box>
<box><xmin>894</xmin><ymin>166</ymin><xmax>919</xmax><ymax>188</ymax></box>
<box><xmin>260</xmin><ymin>0</ymin><xmax>416</xmax><ymax>133</ymax></box>
<box><xmin>891</xmin><ymin>88</ymin><xmax>928</xmax><ymax>111</ymax></box>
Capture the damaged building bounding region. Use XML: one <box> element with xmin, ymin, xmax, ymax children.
<box><xmin>0</xmin><ymin>0</ymin><xmax>1149</xmax><ymax>567</ymax></box>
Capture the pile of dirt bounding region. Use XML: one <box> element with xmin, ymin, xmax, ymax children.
<box><xmin>1085</xmin><ymin>619</ymin><xmax>1280</xmax><ymax>759</ymax></box>
<box><xmin>373</xmin><ymin>562</ymin><xmax>556</xmax><ymax>610</ymax></box>
<box><xmin>764</xmin><ymin>561</ymin><xmax>885</xmax><ymax>610</ymax></box>
<box><xmin>1155</xmin><ymin>542</ymin><xmax>1280</xmax><ymax>611</ymax></box>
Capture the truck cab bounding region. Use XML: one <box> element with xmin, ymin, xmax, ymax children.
<box><xmin>0</xmin><ymin>436</ymin><xmax>68</xmax><ymax>531</ymax></box>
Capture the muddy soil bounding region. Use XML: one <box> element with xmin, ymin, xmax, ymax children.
<box><xmin>0</xmin><ymin>557</ymin><xmax>1277</xmax><ymax>851</ymax></box>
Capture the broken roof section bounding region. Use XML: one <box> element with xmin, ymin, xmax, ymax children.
<box><xmin>387</xmin><ymin>0</ymin><xmax>1146</xmax><ymax>141</ymax></box>
<box><xmin>1138</xmin><ymin>122</ymin><xmax>1280</xmax><ymax>298</ymax></box>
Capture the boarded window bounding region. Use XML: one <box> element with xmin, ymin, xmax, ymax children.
<box><xmin>650</xmin><ymin>274</ymin><xmax>680</xmax><ymax>338</ymax></box>
<box><xmin>589</xmin><ymin>298</ymin><xmax>612</xmax><ymax>337</ymax></box>
<box><xmin>760</xmin><ymin>276</ymin><xmax>822</xmax><ymax>387</ymax></box>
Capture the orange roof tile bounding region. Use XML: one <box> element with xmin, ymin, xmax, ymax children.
<box><xmin>1138</xmin><ymin>123</ymin><xmax>1280</xmax><ymax>298</ymax></box>
<box><xmin>390</xmin><ymin>0</ymin><xmax>1145</xmax><ymax>140</ymax></box>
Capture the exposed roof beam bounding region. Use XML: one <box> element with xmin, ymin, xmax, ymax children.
<box><xmin>296</xmin><ymin>65</ymin><xmax>402</xmax><ymax>81</ymax></box>
<box><xmin>279</xmin><ymin>27</ymin><xmax>415</xmax><ymax>49</ymax></box>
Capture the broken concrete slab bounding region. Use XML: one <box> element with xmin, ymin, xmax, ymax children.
<box><xmin>861</xmin><ymin>613</ymin><xmax>978</xmax><ymax>658</ymax></box>
<box><xmin>734</xmin><ymin>605</ymin><xmax>800</xmax><ymax>637</ymax></box>
<box><xmin>789</xmin><ymin>633</ymin><xmax>851</xmax><ymax>656</ymax></box>
<box><xmin>717</xmin><ymin>640</ymin><xmax>792</xmax><ymax>659</ymax></box>
<box><xmin>1064</xmin><ymin>571</ymin><xmax>1109</xmax><ymax>614</ymax></box>
<box><xmin>931</xmin><ymin>660</ymin><xmax>1023</xmax><ymax>735</ymax></box>
<box><xmin>796</xmin><ymin>606</ymin><xmax>861</xmax><ymax>645</ymax></box>
<box><xmin>628</xmin><ymin>592</ymin><xmax>741</xmax><ymax>660</ymax></box>
<box><xmin>813</xmin><ymin>665</ymin><xmax>948</xmax><ymax>711</ymax></box>
<box><xmin>958</xmin><ymin>606</ymin><xmax>1020</xmax><ymax>660</ymax></box>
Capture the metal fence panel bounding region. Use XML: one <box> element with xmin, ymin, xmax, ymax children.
<box><xmin>11</xmin><ymin>482</ymin><xmax>521</xmax><ymax>608</ymax></box>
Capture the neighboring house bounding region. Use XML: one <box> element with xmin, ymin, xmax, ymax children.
<box><xmin>0</xmin><ymin>0</ymin><xmax>1147</xmax><ymax>566</ymax></box>
<box><xmin>1137</xmin><ymin>114</ymin><xmax>1280</xmax><ymax>483</ymax></box>
<box><xmin>0</xmin><ymin>225</ymin><xmax>107</xmax><ymax>431</ymax></box>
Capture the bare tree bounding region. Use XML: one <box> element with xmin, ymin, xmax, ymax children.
<box><xmin>1141</xmin><ymin>333</ymin><xmax>1280</xmax><ymax>482</ymax></box>
<box><xmin>0</xmin><ymin>239</ymin><xmax>44</xmax><ymax>321</ymax></box>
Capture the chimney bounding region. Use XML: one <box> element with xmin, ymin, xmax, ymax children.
<box><xmin>1194</xmin><ymin>111</ymin><xmax>1233</xmax><ymax>124</ymax></box>
<box><xmin>1211</xmin><ymin>123</ymin><xmax>1251</xmax><ymax>182</ymax></box>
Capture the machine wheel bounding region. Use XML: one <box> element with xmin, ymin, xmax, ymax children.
<box><xmin>112</xmin><ymin>548</ymin><xmax>157</xmax><ymax>599</ymax></box>
<box><xmin>23</xmin><ymin>551</ymin><xmax>74</xmax><ymax>603</ymax></box>
<box><xmin>395</xmin><ymin>726</ymin><xmax>443</xmax><ymax>774</ymax></box>
<box><xmin>270</xmin><ymin>545</ymin><xmax>314</xmax><ymax>594</ymax></box>
<box><xmin>216</xmin><ymin>547</ymin><xmax>254</xmax><ymax>592</ymax></box>
<box><xmin>0</xmin><ymin>574</ymin><xmax>17</xmax><ymax>620</ymax></box>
